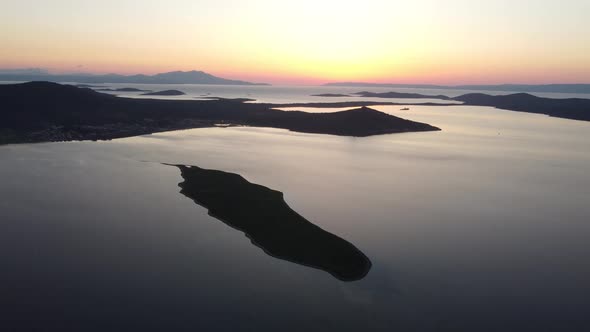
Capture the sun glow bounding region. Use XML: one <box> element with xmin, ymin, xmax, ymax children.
<box><xmin>1</xmin><ymin>0</ymin><xmax>589</xmax><ymax>84</ymax></box>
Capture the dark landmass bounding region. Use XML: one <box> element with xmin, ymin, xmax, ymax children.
<box><xmin>321</xmin><ymin>90</ymin><xmax>590</xmax><ymax>121</ymax></box>
<box><xmin>0</xmin><ymin>69</ymin><xmax>269</xmax><ymax>85</ymax></box>
<box><xmin>97</xmin><ymin>87</ymin><xmax>152</xmax><ymax>92</ymax></box>
<box><xmin>354</xmin><ymin>91</ymin><xmax>452</xmax><ymax>100</ymax></box>
<box><xmin>271</xmin><ymin>101</ymin><xmax>453</xmax><ymax>108</ymax></box>
<box><xmin>250</xmin><ymin>106</ymin><xmax>440</xmax><ymax>136</ymax></box>
<box><xmin>311</xmin><ymin>93</ymin><xmax>351</xmax><ymax>97</ymax></box>
<box><xmin>75</xmin><ymin>84</ymin><xmax>105</xmax><ymax>88</ymax></box>
<box><xmin>0</xmin><ymin>82</ymin><xmax>440</xmax><ymax>145</ymax></box>
<box><xmin>200</xmin><ymin>96</ymin><xmax>257</xmax><ymax>103</ymax></box>
<box><xmin>141</xmin><ymin>89</ymin><xmax>186</xmax><ymax>96</ymax></box>
<box><xmin>169</xmin><ymin>164</ymin><xmax>371</xmax><ymax>281</ymax></box>
<box><xmin>455</xmin><ymin>92</ymin><xmax>590</xmax><ymax>121</ymax></box>
<box><xmin>325</xmin><ymin>82</ymin><xmax>590</xmax><ymax>94</ymax></box>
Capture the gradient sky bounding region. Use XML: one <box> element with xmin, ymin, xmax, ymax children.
<box><xmin>1</xmin><ymin>0</ymin><xmax>589</xmax><ymax>84</ymax></box>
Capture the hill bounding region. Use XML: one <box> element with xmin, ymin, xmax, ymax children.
<box><xmin>324</xmin><ymin>82</ymin><xmax>590</xmax><ymax>94</ymax></box>
<box><xmin>0</xmin><ymin>82</ymin><xmax>440</xmax><ymax>144</ymax></box>
<box><xmin>455</xmin><ymin>93</ymin><xmax>590</xmax><ymax>121</ymax></box>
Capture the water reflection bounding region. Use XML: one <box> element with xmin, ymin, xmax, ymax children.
<box><xmin>168</xmin><ymin>164</ymin><xmax>372</xmax><ymax>281</ymax></box>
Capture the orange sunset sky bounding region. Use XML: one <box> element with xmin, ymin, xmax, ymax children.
<box><xmin>1</xmin><ymin>0</ymin><xmax>589</xmax><ymax>85</ymax></box>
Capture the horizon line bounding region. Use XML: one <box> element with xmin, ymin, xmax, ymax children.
<box><xmin>0</xmin><ymin>67</ymin><xmax>589</xmax><ymax>86</ymax></box>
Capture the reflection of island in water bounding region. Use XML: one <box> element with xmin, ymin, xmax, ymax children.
<box><xmin>168</xmin><ymin>164</ymin><xmax>372</xmax><ymax>281</ymax></box>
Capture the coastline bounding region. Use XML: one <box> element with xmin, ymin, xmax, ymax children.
<box><xmin>0</xmin><ymin>82</ymin><xmax>442</xmax><ymax>145</ymax></box>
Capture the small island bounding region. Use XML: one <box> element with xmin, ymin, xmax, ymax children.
<box><xmin>75</xmin><ymin>84</ymin><xmax>104</xmax><ymax>88</ymax></box>
<box><xmin>141</xmin><ymin>89</ymin><xmax>186</xmax><ymax>96</ymax></box>
<box><xmin>96</xmin><ymin>87</ymin><xmax>153</xmax><ymax>92</ymax></box>
<box><xmin>311</xmin><ymin>93</ymin><xmax>351</xmax><ymax>97</ymax></box>
<box><xmin>200</xmin><ymin>96</ymin><xmax>257</xmax><ymax>103</ymax></box>
<box><xmin>168</xmin><ymin>163</ymin><xmax>372</xmax><ymax>281</ymax></box>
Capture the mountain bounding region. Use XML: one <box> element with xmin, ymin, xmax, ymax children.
<box><xmin>324</xmin><ymin>82</ymin><xmax>590</xmax><ymax>94</ymax></box>
<box><xmin>0</xmin><ymin>70</ymin><xmax>269</xmax><ymax>85</ymax></box>
<box><xmin>0</xmin><ymin>68</ymin><xmax>49</xmax><ymax>75</ymax></box>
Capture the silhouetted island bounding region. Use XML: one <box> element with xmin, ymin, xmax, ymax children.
<box><xmin>325</xmin><ymin>82</ymin><xmax>590</xmax><ymax>94</ymax></box>
<box><xmin>168</xmin><ymin>164</ymin><xmax>371</xmax><ymax>281</ymax></box>
<box><xmin>142</xmin><ymin>90</ymin><xmax>186</xmax><ymax>96</ymax></box>
<box><xmin>97</xmin><ymin>87</ymin><xmax>152</xmax><ymax>92</ymax></box>
<box><xmin>0</xmin><ymin>69</ymin><xmax>269</xmax><ymax>85</ymax></box>
<box><xmin>326</xmin><ymin>90</ymin><xmax>590</xmax><ymax>121</ymax></box>
<box><xmin>0</xmin><ymin>82</ymin><xmax>441</xmax><ymax>145</ymax></box>
<box><xmin>354</xmin><ymin>91</ymin><xmax>452</xmax><ymax>100</ymax></box>
<box><xmin>75</xmin><ymin>84</ymin><xmax>104</xmax><ymax>88</ymax></box>
<box><xmin>454</xmin><ymin>92</ymin><xmax>590</xmax><ymax>121</ymax></box>
<box><xmin>270</xmin><ymin>101</ymin><xmax>453</xmax><ymax>108</ymax></box>
<box><xmin>200</xmin><ymin>96</ymin><xmax>257</xmax><ymax>102</ymax></box>
<box><xmin>311</xmin><ymin>93</ymin><xmax>351</xmax><ymax>97</ymax></box>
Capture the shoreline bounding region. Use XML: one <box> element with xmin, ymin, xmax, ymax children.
<box><xmin>0</xmin><ymin>82</ymin><xmax>442</xmax><ymax>146</ymax></box>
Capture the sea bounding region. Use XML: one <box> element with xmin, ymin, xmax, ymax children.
<box><xmin>1</xmin><ymin>83</ymin><xmax>589</xmax><ymax>331</ymax></box>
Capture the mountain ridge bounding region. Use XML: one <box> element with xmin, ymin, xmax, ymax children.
<box><xmin>0</xmin><ymin>69</ymin><xmax>269</xmax><ymax>86</ymax></box>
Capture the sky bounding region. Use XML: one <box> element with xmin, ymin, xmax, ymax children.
<box><xmin>1</xmin><ymin>0</ymin><xmax>589</xmax><ymax>85</ymax></box>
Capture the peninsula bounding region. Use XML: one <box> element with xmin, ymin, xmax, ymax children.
<box><xmin>454</xmin><ymin>92</ymin><xmax>590</xmax><ymax>121</ymax></box>
<box><xmin>0</xmin><ymin>82</ymin><xmax>440</xmax><ymax>145</ymax></box>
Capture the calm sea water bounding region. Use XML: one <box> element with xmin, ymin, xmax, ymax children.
<box><xmin>1</xmin><ymin>87</ymin><xmax>589</xmax><ymax>331</ymax></box>
<box><xmin>58</xmin><ymin>82</ymin><xmax>590</xmax><ymax>103</ymax></box>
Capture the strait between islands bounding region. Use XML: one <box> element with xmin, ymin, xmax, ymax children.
<box><xmin>0</xmin><ymin>82</ymin><xmax>440</xmax><ymax>144</ymax></box>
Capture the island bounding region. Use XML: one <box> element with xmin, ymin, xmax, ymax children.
<box><xmin>141</xmin><ymin>89</ymin><xmax>186</xmax><ymax>96</ymax></box>
<box><xmin>168</xmin><ymin>163</ymin><xmax>372</xmax><ymax>281</ymax></box>
<box><xmin>354</xmin><ymin>91</ymin><xmax>452</xmax><ymax>100</ymax></box>
<box><xmin>96</xmin><ymin>87</ymin><xmax>153</xmax><ymax>92</ymax></box>
<box><xmin>322</xmin><ymin>90</ymin><xmax>590</xmax><ymax>121</ymax></box>
<box><xmin>75</xmin><ymin>84</ymin><xmax>104</xmax><ymax>88</ymax></box>
<box><xmin>0</xmin><ymin>82</ymin><xmax>441</xmax><ymax>145</ymax></box>
<box><xmin>311</xmin><ymin>93</ymin><xmax>351</xmax><ymax>97</ymax></box>
<box><xmin>324</xmin><ymin>82</ymin><xmax>590</xmax><ymax>94</ymax></box>
<box><xmin>199</xmin><ymin>96</ymin><xmax>257</xmax><ymax>103</ymax></box>
<box><xmin>454</xmin><ymin>92</ymin><xmax>590</xmax><ymax>121</ymax></box>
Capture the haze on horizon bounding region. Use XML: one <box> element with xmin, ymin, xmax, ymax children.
<box><xmin>1</xmin><ymin>0</ymin><xmax>589</xmax><ymax>85</ymax></box>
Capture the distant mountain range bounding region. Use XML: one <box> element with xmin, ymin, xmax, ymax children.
<box><xmin>0</xmin><ymin>69</ymin><xmax>269</xmax><ymax>85</ymax></box>
<box><xmin>324</xmin><ymin>82</ymin><xmax>590</xmax><ymax>94</ymax></box>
